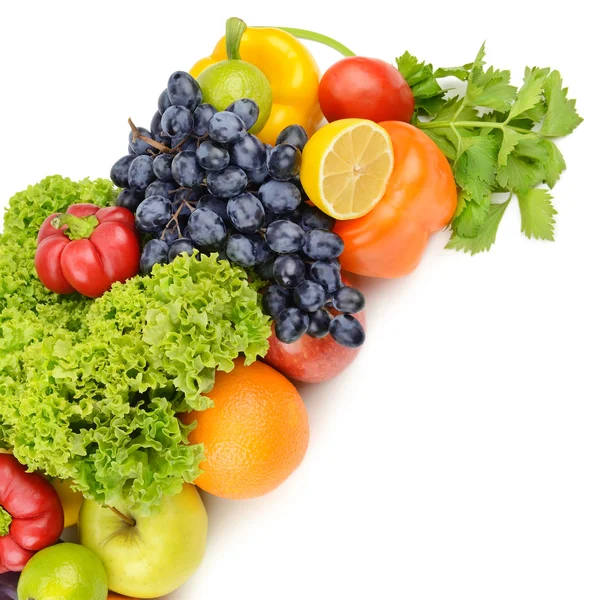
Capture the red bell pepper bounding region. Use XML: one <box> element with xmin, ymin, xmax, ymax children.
<box><xmin>0</xmin><ymin>454</ymin><xmax>64</xmax><ymax>573</ymax></box>
<box><xmin>35</xmin><ymin>203</ymin><xmax>140</xmax><ymax>298</ymax></box>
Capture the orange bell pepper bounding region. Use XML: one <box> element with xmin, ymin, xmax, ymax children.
<box><xmin>335</xmin><ymin>121</ymin><xmax>457</xmax><ymax>278</ymax></box>
<box><xmin>190</xmin><ymin>27</ymin><xmax>322</xmax><ymax>146</ymax></box>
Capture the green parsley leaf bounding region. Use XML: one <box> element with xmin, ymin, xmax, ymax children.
<box><xmin>446</xmin><ymin>200</ymin><xmax>510</xmax><ymax>255</ymax></box>
<box><xmin>467</xmin><ymin>65</ymin><xmax>517</xmax><ymax>112</ymax></box>
<box><xmin>434</xmin><ymin>64</ymin><xmax>473</xmax><ymax>81</ymax></box>
<box><xmin>540</xmin><ymin>139</ymin><xmax>566</xmax><ymax>188</ymax></box>
<box><xmin>517</xmin><ymin>188</ymin><xmax>557</xmax><ymax>240</ymax></box>
<box><xmin>452</xmin><ymin>194</ymin><xmax>492</xmax><ymax>238</ymax></box>
<box><xmin>508</xmin><ymin>67</ymin><xmax>550</xmax><ymax>121</ymax></box>
<box><xmin>397</xmin><ymin>44</ymin><xmax>581</xmax><ymax>253</ymax></box>
<box><xmin>454</xmin><ymin>135</ymin><xmax>499</xmax><ymax>203</ymax></box>
<box><xmin>540</xmin><ymin>70</ymin><xmax>584</xmax><ymax>136</ymax></box>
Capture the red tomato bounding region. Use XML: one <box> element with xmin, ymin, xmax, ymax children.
<box><xmin>264</xmin><ymin>310</ymin><xmax>366</xmax><ymax>384</ymax></box>
<box><xmin>319</xmin><ymin>57</ymin><xmax>415</xmax><ymax>123</ymax></box>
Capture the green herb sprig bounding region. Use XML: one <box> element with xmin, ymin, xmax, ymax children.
<box><xmin>397</xmin><ymin>44</ymin><xmax>582</xmax><ymax>254</ymax></box>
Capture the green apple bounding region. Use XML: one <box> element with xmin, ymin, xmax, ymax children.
<box><xmin>79</xmin><ymin>484</ymin><xmax>208</xmax><ymax>598</ymax></box>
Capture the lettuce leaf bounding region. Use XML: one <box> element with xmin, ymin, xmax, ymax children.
<box><xmin>0</xmin><ymin>177</ymin><xmax>272</xmax><ymax>514</ymax></box>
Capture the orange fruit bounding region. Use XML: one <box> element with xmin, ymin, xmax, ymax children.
<box><xmin>182</xmin><ymin>360</ymin><xmax>309</xmax><ymax>499</ymax></box>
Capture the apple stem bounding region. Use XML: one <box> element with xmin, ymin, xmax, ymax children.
<box><xmin>109</xmin><ymin>506</ymin><xmax>136</xmax><ymax>527</ymax></box>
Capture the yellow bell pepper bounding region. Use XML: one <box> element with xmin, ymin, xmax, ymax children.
<box><xmin>190</xmin><ymin>27</ymin><xmax>323</xmax><ymax>146</ymax></box>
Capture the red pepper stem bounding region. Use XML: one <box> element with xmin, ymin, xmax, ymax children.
<box><xmin>268</xmin><ymin>27</ymin><xmax>356</xmax><ymax>57</ymax></box>
<box><xmin>226</xmin><ymin>17</ymin><xmax>247</xmax><ymax>61</ymax></box>
<box><xmin>0</xmin><ymin>505</ymin><xmax>12</xmax><ymax>536</ymax></box>
<box><xmin>52</xmin><ymin>213</ymin><xmax>99</xmax><ymax>241</ymax></box>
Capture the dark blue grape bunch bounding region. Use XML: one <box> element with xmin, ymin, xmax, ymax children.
<box><xmin>109</xmin><ymin>71</ymin><xmax>366</xmax><ymax>348</ymax></box>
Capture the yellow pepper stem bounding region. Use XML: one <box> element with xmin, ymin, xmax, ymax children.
<box><xmin>266</xmin><ymin>27</ymin><xmax>356</xmax><ymax>57</ymax></box>
<box><xmin>226</xmin><ymin>17</ymin><xmax>247</xmax><ymax>61</ymax></box>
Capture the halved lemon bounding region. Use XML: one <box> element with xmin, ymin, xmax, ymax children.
<box><xmin>300</xmin><ymin>119</ymin><xmax>394</xmax><ymax>220</ymax></box>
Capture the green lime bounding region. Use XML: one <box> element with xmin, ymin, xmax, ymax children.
<box><xmin>197</xmin><ymin>61</ymin><xmax>272</xmax><ymax>133</ymax></box>
<box><xmin>18</xmin><ymin>543</ymin><xmax>108</xmax><ymax>600</ymax></box>
<box><xmin>197</xmin><ymin>17</ymin><xmax>272</xmax><ymax>134</ymax></box>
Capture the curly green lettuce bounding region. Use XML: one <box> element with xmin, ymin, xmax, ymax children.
<box><xmin>0</xmin><ymin>176</ymin><xmax>271</xmax><ymax>514</ymax></box>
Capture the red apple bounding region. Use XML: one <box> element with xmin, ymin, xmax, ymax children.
<box><xmin>264</xmin><ymin>309</ymin><xmax>366</xmax><ymax>383</ymax></box>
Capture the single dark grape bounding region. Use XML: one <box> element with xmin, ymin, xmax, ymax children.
<box><xmin>206</xmin><ymin>166</ymin><xmax>248</xmax><ymax>198</ymax></box>
<box><xmin>145</xmin><ymin>180</ymin><xmax>176</xmax><ymax>199</ymax></box>
<box><xmin>208</xmin><ymin>112</ymin><xmax>246</xmax><ymax>144</ymax></box>
<box><xmin>247</xmin><ymin>164</ymin><xmax>269</xmax><ymax>185</ymax></box>
<box><xmin>310</xmin><ymin>260</ymin><xmax>342</xmax><ymax>294</ymax></box>
<box><xmin>275</xmin><ymin>308</ymin><xmax>310</xmax><ymax>343</ymax></box>
<box><xmin>150</xmin><ymin>111</ymin><xmax>162</xmax><ymax>136</ymax></box>
<box><xmin>158</xmin><ymin>88</ymin><xmax>172</xmax><ymax>114</ymax></box>
<box><xmin>230</xmin><ymin>134</ymin><xmax>266</xmax><ymax>171</ymax></box>
<box><xmin>172</xmin><ymin>151</ymin><xmax>205</xmax><ymax>187</ymax></box>
<box><xmin>267</xmin><ymin>143</ymin><xmax>301</xmax><ymax>181</ymax></box>
<box><xmin>226</xmin><ymin>98</ymin><xmax>259</xmax><ymax>130</ymax></box>
<box><xmin>196</xmin><ymin>141</ymin><xmax>230</xmax><ymax>171</ymax></box>
<box><xmin>227</xmin><ymin>192</ymin><xmax>265</xmax><ymax>234</ymax></box>
<box><xmin>193</xmin><ymin>104</ymin><xmax>217</xmax><ymax>136</ymax></box>
<box><xmin>152</xmin><ymin>154</ymin><xmax>174</xmax><ymax>181</ymax></box>
<box><xmin>167</xmin><ymin>71</ymin><xmax>202</xmax><ymax>111</ymax></box>
<box><xmin>226</xmin><ymin>234</ymin><xmax>257</xmax><ymax>267</ymax></box>
<box><xmin>332</xmin><ymin>286</ymin><xmax>366</xmax><ymax>313</ymax></box>
<box><xmin>303</xmin><ymin>229</ymin><xmax>344</xmax><ymax>260</ymax></box>
<box><xmin>129</xmin><ymin>127</ymin><xmax>154</xmax><ymax>156</ymax></box>
<box><xmin>135</xmin><ymin>196</ymin><xmax>171</xmax><ymax>234</ymax></box>
<box><xmin>301</xmin><ymin>205</ymin><xmax>336</xmax><ymax>231</ymax></box>
<box><xmin>294</xmin><ymin>280</ymin><xmax>326</xmax><ymax>312</ymax></box>
<box><xmin>308</xmin><ymin>309</ymin><xmax>332</xmax><ymax>338</ymax></box>
<box><xmin>266</xmin><ymin>220</ymin><xmax>305</xmax><ymax>254</ymax></box>
<box><xmin>273</xmin><ymin>254</ymin><xmax>305</xmax><ymax>288</ymax></box>
<box><xmin>116</xmin><ymin>188</ymin><xmax>144</xmax><ymax>212</ymax></box>
<box><xmin>128</xmin><ymin>155</ymin><xmax>155</xmax><ymax>191</ymax></box>
<box><xmin>329</xmin><ymin>314</ymin><xmax>365</xmax><ymax>348</ymax></box>
<box><xmin>187</xmin><ymin>208</ymin><xmax>227</xmax><ymax>249</ymax></box>
<box><xmin>140</xmin><ymin>239</ymin><xmax>169</xmax><ymax>273</ymax></box>
<box><xmin>248</xmin><ymin>234</ymin><xmax>274</xmax><ymax>264</ymax></box>
<box><xmin>161</xmin><ymin>105</ymin><xmax>194</xmax><ymax>138</ymax></box>
<box><xmin>276</xmin><ymin>124</ymin><xmax>309</xmax><ymax>151</ymax></box>
<box><xmin>110</xmin><ymin>155</ymin><xmax>135</xmax><ymax>188</ymax></box>
<box><xmin>198</xmin><ymin>194</ymin><xmax>229</xmax><ymax>224</ymax></box>
<box><xmin>259</xmin><ymin>180</ymin><xmax>302</xmax><ymax>214</ymax></box>
<box><xmin>262</xmin><ymin>284</ymin><xmax>290</xmax><ymax>318</ymax></box>
<box><xmin>168</xmin><ymin>237</ymin><xmax>195</xmax><ymax>262</ymax></box>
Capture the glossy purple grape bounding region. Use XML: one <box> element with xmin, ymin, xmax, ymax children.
<box><xmin>171</xmin><ymin>151</ymin><xmax>205</xmax><ymax>187</ymax></box>
<box><xmin>329</xmin><ymin>314</ymin><xmax>365</xmax><ymax>348</ymax></box>
<box><xmin>293</xmin><ymin>280</ymin><xmax>326</xmax><ymax>312</ymax></box>
<box><xmin>110</xmin><ymin>155</ymin><xmax>135</xmax><ymax>188</ymax></box>
<box><xmin>332</xmin><ymin>286</ymin><xmax>366</xmax><ymax>314</ymax></box>
<box><xmin>227</xmin><ymin>192</ymin><xmax>265</xmax><ymax>234</ymax></box>
<box><xmin>275</xmin><ymin>308</ymin><xmax>310</xmax><ymax>343</ymax></box>
<box><xmin>266</xmin><ymin>220</ymin><xmax>305</xmax><ymax>253</ymax></box>
<box><xmin>273</xmin><ymin>254</ymin><xmax>305</xmax><ymax>289</ymax></box>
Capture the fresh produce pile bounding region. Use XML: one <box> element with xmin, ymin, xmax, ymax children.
<box><xmin>0</xmin><ymin>16</ymin><xmax>580</xmax><ymax>600</ymax></box>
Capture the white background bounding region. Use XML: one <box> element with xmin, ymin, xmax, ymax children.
<box><xmin>1</xmin><ymin>1</ymin><xmax>599</xmax><ymax>599</ymax></box>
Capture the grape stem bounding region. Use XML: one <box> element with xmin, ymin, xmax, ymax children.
<box><xmin>128</xmin><ymin>118</ymin><xmax>174</xmax><ymax>155</ymax></box>
<box><xmin>108</xmin><ymin>506</ymin><xmax>136</xmax><ymax>527</ymax></box>
<box><xmin>265</xmin><ymin>26</ymin><xmax>356</xmax><ymax>57</ymax></box>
